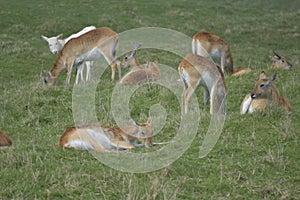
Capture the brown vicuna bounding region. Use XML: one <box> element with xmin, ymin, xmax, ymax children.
<box><xmin>270</xmin><ymin>51</ymin><xmax>292</xmax><ymax>70</ymax></box>
<box><xmin>179</xmin><ymin>54</ymin><xmax>227</xmax><ymax>115</ymax></box>
<box><xmin>240</xmin><ymin>71</ymin><xmax>291</xmax><ymax>114</ymax></box>
<box><xmin>120</xmin><ymin>44</ymin><xmax>143</xmax><ymax>71</ymax></box>
<box><xmin>120</xmin><ymin>60</ymin><xmax>160</xmax><ymax>85</ymax></box>
<box><xmin>0</xmin><ymin>131</ymin><xmax>12</xmax><ymax>147</ymax></box>
<box><xmin>44</xmin><ymin>27</ymin><xmax>120</xmax><ymax>86</ymax></box>
<box><xmin>231</xmin><ymin>51</ymin><xmax>292</xmax><ymax>76</ymax></box>
<box><xmin>192</xmin><ymin>31</ymin><xmax>233</xmax><ymax>74</ymax></box>
<box><xmin>58</xmin><ymin>117</ymin><xmax>153</xmax><ymax>152</ymax></box>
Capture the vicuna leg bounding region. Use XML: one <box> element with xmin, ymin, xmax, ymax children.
<box><xmin>182</xmin><ymin>86</ymin><xmax>195</xmax><ymax>114</ymax></box>
<box><xmin>75</xmin><ymin>63</ymin><xmax>84</xmax><ymax>85</ymax></box>
<box><xmin>85</xmin><ymin>61</ymin><xmax>93</xmax><ymax>81</ymax></box>
<box><xmin>203</xmin><ymin>88</ymin><xmax>209</xmax><ymax>112</ymax></box>
<box><xmin>66</xmin><ymin>60</ymin><xmax>75</xmax><ymax>86</ymax></box>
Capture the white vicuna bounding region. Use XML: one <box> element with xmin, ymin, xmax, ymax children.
<box><xmin>179</xmin><ymin>54</ymin><xmax>227</xmax><ymax>115</ymax></box>
<box><xmin>41</xmin><ymin>26</ymin><xmax>96</xmax><ymax>84</ymax></box>
<box><xmin>43</xmin><ymin>27</ymin><xmax>120</xmax><ymax>86</ymax></box>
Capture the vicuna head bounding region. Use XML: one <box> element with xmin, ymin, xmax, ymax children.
<box><xmin>250</xmin><ymin>71</ymin><xmax>291</xmax><ymax>110</ymax></box>
<box><xmin>43</xmin><ymin>71</ymin><xmax>57</xmax><ymax>86</ymax></box>
<box><xmin>251</xmin><ymin>72</ymin><xmax>276</xmax><ymax>99</ymax></box>
<box><xmin>270</xmin><ymin>51</ymin><xmax>292</xmax><ymax>70</ymax></box>
<box><xmin>121</xmin><ymin>44</ymin><xmax>142</xmax><ymax>69</ymax></box>
<box><xmin>41</xmin><ymin>34</ymin><xmax>64</xmax><ymax>54</ymax></box>
<box><xmin>131</xmin><ymin>116</ymin><xmax>153</xmax><ymax>147</ymax></box>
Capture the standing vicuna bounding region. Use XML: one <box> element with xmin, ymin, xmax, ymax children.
<box><xmin>42</xmin><ymin>26</ymin><xmax>96</xmax><ymax>84</ymax></box>
<box><xmin>179</xmin><ymin>54</ymin><xmax>227</xmax><ymax>115</ymax></box>
<box><xmin>58</xmin><ymin>117</ymin><xmax>153</xmax><ymax>151</ymax></box>
<box><xmin>192</xmin><ymin>31</ymin><xmax>233</xmax><ymax>74</ymax></box>
<box><xmin>240</xmin><ymin>71</ymin><xmax>291</xmax><ymax>114</ymax></box>
<box><xmin>44</xmin><ymin>27</ymin><xmax>120</xmax><ymax>86</ymax></box>
<box><xmin>270</xmin><ymin>51</ymin><xmax>292</xmax><ymax>70</ymax></box>
<box><xmin>0</xmin><ymin>131</ymin><xmax>12</xmax><ymax>147</ymax></box>
<box><xmin>120</xmin><ymin>45</ymin><xmax>160</xmax><ymax>85</ymax></box>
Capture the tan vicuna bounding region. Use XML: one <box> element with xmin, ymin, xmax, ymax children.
<box><xmin>192</xmin><ymin>31</ymin><xmax>233</xmax><ymax>74</ymax></box>
<box><xmin>59</xmin><ymin>117</ymin><xmax>153</xmax><ymax>151</ymax></box>
<box><xmin>120</xmin><ymin>60</ymin><xmax>160</xmax><ymax>85</ymax></box>
<box><xmin>179</xmin><ymin>54</ymin><xmax>227</xmax><ymax>115</ymax></box>
<box><xmin>240</xmin><ymin>71</ymin><xmax>291</xmax><ymax>114</ymax></box>
<box><xmin>44</xmin><ymin>27</ymin><xmax>120</xmax><ymax>86</ymax></box>
<box><xmin>0</xmin><ymin>131</ymin><xmax>12</xmax><ymax>147</ymax></box>
<box><xmin>120</xmin><ymin>44</ymin><xmax>143</xmax><ymax>71</ymax></box>
<box><xmin>41</xmin><ymin>26</ymin><xmax>96</xmax><ymax>84</ymax></box>
<box><xmin>231</xmin><ymin>51</ymin><xmax>292</xmax><ymax>76</ymax></box>
<box><xmin>269</xmin><ymin>51</ymin><xmax>292</xmax><ymax>70</ymax></box>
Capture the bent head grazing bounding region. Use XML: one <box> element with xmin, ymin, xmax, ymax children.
<box><xmin>251</xmin><ymin>71</ymin><xmax>276</xmax><ymax>99</ymax></box>
<box><xmin>43</xmin><ymin>71</ymin><xmax>56</xmax><ymax>86</ymax></box>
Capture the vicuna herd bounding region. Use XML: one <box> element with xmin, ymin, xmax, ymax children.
<box><xmin>0</xmin><ymin>26</ymin><xmax>289</xmax><ymax>152</ymax></box>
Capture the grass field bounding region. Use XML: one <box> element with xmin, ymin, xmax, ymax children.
<box><xmin>0</xmin><ymin>0</ymin><xmax>299</xmax><ymax>199</ymax></box>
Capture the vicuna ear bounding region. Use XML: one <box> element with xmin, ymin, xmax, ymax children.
<box><xmin>269</xmin><ymin>73</ymin><xmax>276</xmax><ymax>82</ymax></box>
<box><xmin>43</xmin><ymin>70</ymin><xmax>52</xmax><ymax>78</ymax></box>
<box><xmin>41</xmin><ymin>35</ymin><xmax>49</xmax><ymax>41</ymax></box>
<box><xmin>273</xmin><ymin>51</ymin><xmax>282</xmax><ymax>59</ymax></box>
<box><xmin>130</xmin><ymin>119</ymin><xmax>139</xmax><ymax>128</ymax></box>
<box><xmin>146</xmin><ymin>116</ymin><xmax>152</xmax><ymax>125</ymax></box>
<box><xmin>56</xmin><ymin>34</ymin><xmax>63</xmax><ymax>39</ymax></box>
<box><xmin>259</xmin><ymin>71</ymin><xmax>267</xmax><ymax>80</ymax></box>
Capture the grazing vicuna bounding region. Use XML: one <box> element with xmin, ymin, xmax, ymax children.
<box><xmin>59</xmin><ymin>117</ymin><xmax>153</xmax><ymax>151</ymax></box>
<box><xmin>240</xmin><ymin>71</ymin><xmax>291</xmax><ymax>114</ymax></box>
<box><xmin>192</xmin><ymin>31</ymin><xmax>233</xmax><ymax>74</ymax></box>
<box><xmin>44</xmin><ymin>27</ymin><xmax>120</xmax><ymax>86</ymax></box>
<box><xmin>0</xmin><ymin>131</ymin><xmax>12</xmax><ymax>147</ymax></box>
<box><xmin>42</xmin><ymin>26</ymin><xmax>96</xmax><ymax>84</ymax></box>
<box><xmin>179</xmin><ymin>54</ymin><xmax>227</xmax><ymax>115</ymax></box>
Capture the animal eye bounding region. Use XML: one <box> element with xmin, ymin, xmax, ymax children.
<box><xmin>44</xmin><ymin>78</ymin><xmax>48</xmax><ymax>84</ymax></box>
<box><xmin>281</xmin><ymin>60</ymin><xmax>285</xmax><ymax>63</ymax></box>
<box><xmin>259</xmin><ymin>83</ymin><xmax>265</xmax><ymax>88</ymax></box>
<box><xmin>124</xmin><ymin>56</ymin><xmax>128</xmax><ymax>61</ymax></box>
<box><xmin>140</xmin><ymin>131</ymin><xmax>145</xmax><ymax>136</ymax></box>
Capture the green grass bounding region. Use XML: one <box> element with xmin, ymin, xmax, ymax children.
<box><xmin>0</xmin><ymin>0</ymin><xmax>299</xmax><ymax>199</ymax></box>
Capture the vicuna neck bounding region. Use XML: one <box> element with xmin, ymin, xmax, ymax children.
<box><xmin>50</xmin><ymin>56</ymin><xmax>65</xmax><ymax>78</ymax></box>
<box><xmin>269</xmin><ymin>87</ymin><xmax>291</xmax><ymax>110</ymax></box>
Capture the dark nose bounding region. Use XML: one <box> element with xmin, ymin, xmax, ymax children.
<box><xmin>251</xmin><ymin>93</ymin><xmax>256</xmax><ymax>99</ymax></box>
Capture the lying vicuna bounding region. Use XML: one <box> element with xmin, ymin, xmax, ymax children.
<box><xmin>120</xmin><ymin>60</ymin><xmax>160</xmax><ymax>85</ymax></box>
<box><xmin>42</xmin><ymin>26</ymin><xmax>96</xmax><ymax>84</ymax></box>
<box><xmin>120</xmin><ymin>44</ymin><xmax>143</xmax><ymax>71</ymax></box>
<box><xmin>120</xmin><ymin>45</ymin><xmax>160</xmax><ymax>85</ymax></box>
<box><xmin>179</xmin><ymin>54</ymin><xmax>227</xmax><ymax>115</ymax></box>
<box><xmin>44</xmin><ymin>27</ymin><xmax>120</xmax><ymax>86</ymax></box>
<box><xmin>0</xmin><ymin>131</ymin><xmax>12</xmax><ymax>147</ymax></box>
<box><xmin>270</xmin><ymin>51</ymin><xmax>292</xmax><ymax>70</ymax></box>
<box><xmin>192</xmin><ymin>31</ymin><xmax>233</xmax><ymax>74</ymax></box>
<box><xmin>230</xmin><ymin>51</ymin><xmax>292</xmax><ymax>76</ymax></box>
<box><xmin>240</xmin><ymin>71</ymin><xmax>291</xmax><ymax>114</ymax></box>
<box><xmin>59</xmin><ymin>117</ymin><xmax>153</xmax><ymax>151</ymax></box>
